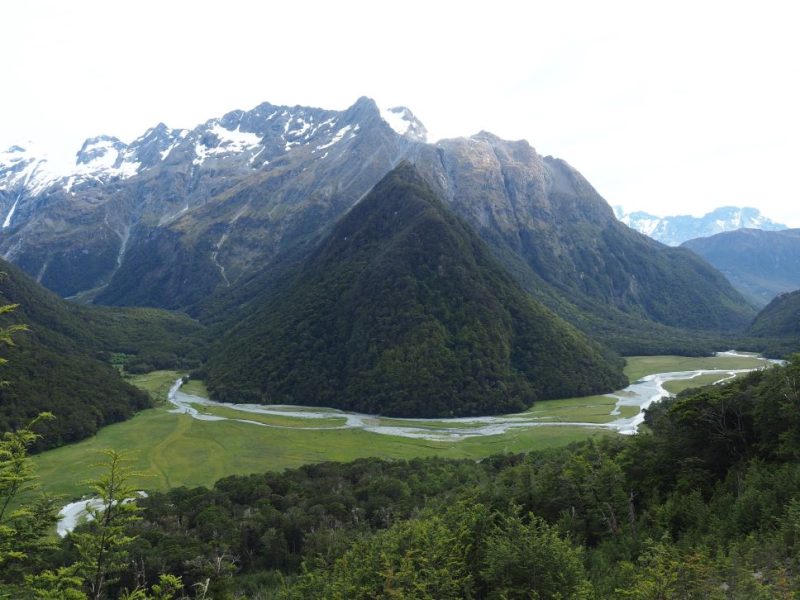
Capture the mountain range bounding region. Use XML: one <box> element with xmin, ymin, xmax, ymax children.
<box><xmin>0</xmin><ymin>98</ymin><xmax>755</xmax><ymax>353</ymax></box>
<box><xmin>0</xmin><ymin>96</ymin><xmax>775</xmax><ymax>422</ymax></box>
<box><xmin>682</xmin><ymin>228</ymin><xmax>800</xmax><ymax>307</ymax></box>
<box><xmin>204</xmin><ymin>164</ymin><xmax>627</xmax><ymax>417</ymax></box>
<box><xmin>614</xmin><ymin>206</ymin><xmax>787</xmax><ymax>246</ymax></box>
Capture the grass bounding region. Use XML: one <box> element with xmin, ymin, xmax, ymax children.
<box><xmin>32</xmin><ymin>403</ymin><xmax>610</xmax><ymax>501</ymax></box>
<box><xmin>525</xmin><ymin>395</ymin><xmax>622</xmax><ymax>424</ymax></box>
<box><xmin>32</xmin><ymin>355</ymin><xmax>769</xmax><ymax>501</ymax></box>
<box><xmin>181</xmin><ymin>378</ymin><xmax>208</xmax><ymax>397</ymax></box>
<box><xmin>624</xmin><ymin>354</ymin><xmax>768</xmax><ymax>382</ymax></box>
<box><xmin>662</xmin><ymin>372</ymin><xmax>747</xmax><ymax>395</ymax></box>
<box><xmin>189</xmin><ymin>403</ymin><xmax>347</xmax><ymax>428</ymax></box>
<box><xmin>125</xmin><ymin>370</ymin><xmax>180</xmax><ymax>403</ymax></box>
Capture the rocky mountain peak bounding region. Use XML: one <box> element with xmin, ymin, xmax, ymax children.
<box><xmin>129</xmin><ymin>123</ymin><xmax>187</xmax><ymax>167</ymax></box>
<box><xmin>378</xmin><ymin>105</ymin><xmax>428</xmax><ymax>142</ymax></box>
<box><xmin>0</xmin><ymin>143</ymin><xmax>58</xmax><ymax>198</ymax></box>
<box><xmin>75</xmin><ymin>135</ymin><xmax>128</xmax><ymax>166</ymax></box>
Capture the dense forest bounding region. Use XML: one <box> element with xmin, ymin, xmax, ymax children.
<box><xmin>3</xmin><ymin>355</ymin><xmax>800</xmax><ymax>597</ymax></box>
<box><xmin>205</xmin><ymin>164</ymin><xmax>627</xmax><ymax>417</ymax></box>
<box><xmin>744</xmin><ymin>290</ymin><xmax>800</xmax><ymax>358</ymax></box>
<box><xmin>0</xmin><ymin>261</ymin><xmax>207</xmax><ymax>450</ymax></box>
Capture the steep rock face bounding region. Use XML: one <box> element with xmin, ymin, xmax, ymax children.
<box><xmin>95</xmin><ymin>98</ymin><xmax>423</xmax><ymax>308</ymax></box>
<box><xmin>1</xmin><ymin>97</ymin><xmax>755</xmax><ymax>341</ymax></box>
<box><xmin>615</xmin><ymin>206</ymin><xmax>787</xmax><ymax>246</ymax></box>
<box><xmin>683</xmin><ymin>229</ymin><xmax>800</xmax><ymax>307</ymax></box>
<box><xmin>205</xmin><ymin>164</ymin><xmax>627</xmax><ymax>417</ymax></box>
<box><xmin>408</xmin><ymin>134</ymin><xmax>755</xmax><ymax>332</ymax></box>
<box><xmin>1</xmin><ymin>98</ymin><xmax>425</xmax><ymax>305</ymax></box>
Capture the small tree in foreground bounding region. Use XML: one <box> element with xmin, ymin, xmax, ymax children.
<box><xmin>71</xmin><ymin>450</ymin><xmax>144</xmax><ymax>600</ymax></box>
<box><xmin>0</xmin><ymin>413</ymin><xmax>60</xmax><ymax>592</ymax></box>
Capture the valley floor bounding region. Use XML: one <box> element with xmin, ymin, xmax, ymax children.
<box><xmin>34</xmin><ymin>353</ymin><xmax>768</xmax><ymax>503</ymax></box>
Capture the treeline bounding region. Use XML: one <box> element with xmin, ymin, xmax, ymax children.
<box><xmin>15</xmin><ymin>354</ymin><xmax>795</xmax><ymax>597</ymax></box>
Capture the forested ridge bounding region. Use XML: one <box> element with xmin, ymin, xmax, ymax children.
<box><xmin>3</xmin><ymin>355</ymin><xmax>798</xmax><ymax>597</ymax></box>
<box><xmin>205</xmin><ymin>164</ymin><xmax>627</xmax><ymax>417</ymax></box>
<box><xmin>0</xmin><ymin>259</ymin><xmax>206</xmax><ymax>450</ymax></box>
<box><xmin>143</xmin><ymin>355</ymin><xmax>800</xmax><ymax>597</ymax></box>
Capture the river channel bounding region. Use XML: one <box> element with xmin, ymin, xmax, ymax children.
<box><xmin>57</xmin><ymin>351</ymin><xmax>777</xmax><ymax>535</ymax></box>
<box><xmin>165</xmin><ymin>351</ymin><xmax>776</xmax><ymax>440</ymax></box>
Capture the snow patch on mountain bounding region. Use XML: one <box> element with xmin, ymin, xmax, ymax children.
<box><xmin>379</xmin><ymin>105</ymin><xmax>428</xmax><ymax>142</ymax></box>
<box><xmin>0</xmin><ymin>144</ymin><xmax>62</xmax><ymax>197</ymax></box>
<box><xmin>2</xmin><ymin>196</ymin><xmax>20</xmax><ymax>228</ymax></box>
<box><xmin>160</xmin><ymin>142</ymin><xmax>179</xmax><ymax>160</ymax></box>
<box><xmin>193</xmin><ymin>123</ymin><xmax>263</xmax><ymax>165</ymax></box>
<box><xmin>74</xmin><ymin>136</ymin><xmax>141</xmax><ymax>180</ymax></box>
<box><xmin>210</xmin><ymin>123</ymin><xmax>262</xmax><ymax>150</ymax></box>
<box><xmin>315</xmin><ymin>125</ymin><xmax>353</xmax><ymax>151</ymax></box>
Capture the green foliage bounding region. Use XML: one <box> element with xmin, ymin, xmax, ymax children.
<box><xmin>1</xmin><ymin>421</ymin><xmax>161</xmax><ymax>600</ymax></box>
<box><xmin>25</xmin><ymin>565</ymin><xmax>87</xmax><ymax>600</ymax></box>
<box><xmin>70</xmin><ymin>451</ymin><xmax>143</xmax><ymax>600</ymax></box>
<box><xmin>119</xmin><ymin>574</ymin><xmax>185</xmax><ymax>600</ymax></box>
<box><xmin>479</xmin><ymin>511</ymin><xmax>592</xmax><ymax>599</ymax></box>
<box><xmin>283</xmin><ymin>502</ymin><xmax>590</xmax><ymax>600</ymax></box>
<box><xmin>0</xmin><ymin>414</ymin><xmax>59</xmax><ymax>589</ymax></box>
<box><xmin>746</xmin><ymin>289</ymin><xmax>800</xmax><ymax>357</ymax></box>
<box><xmin>206</xmin><ymin>164</ymin><xmax>626</xmax><ymax>417</ymax></box>
<box><xmin>614</xmin><ymin>541</ymin><xmax>724</xmax><ymax>599</ymax></box>
<box><xmin>0</xmin><ymin>259</ymin><xmax>206</xmax><ymax>451</ymax></box>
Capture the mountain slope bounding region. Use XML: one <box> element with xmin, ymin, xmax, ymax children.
<box><xmin>92</xmin><ymin>98</ymin><xmax>423</xmax><ymax>309</ymax></box>
<box><xmin>0</xmin><ymin>259</ymin><xmax>205</xmax><ymax>450</ymax></box>
<box><xmin>682</xmin><ymin>228</ymin><xmax>800</xmax><ymax>307</ymax></box>
<box><xmin>205</xmin><ymin>164</ymin><xmax>627</xmax><ymax>417</ymax></box>
<box><xmin>2</xmin><ymin>98</ymin><xmax>756</xmax><ymax>354</ymax></box>
<box><xmin>615</xmin><ymin>205</ymin><xmax>786</xmax><ymax>245</ymax></box>
<box><xmin>408</xmin><ymin>134</ymin><xmax>755</xmax><ymax>334</ymax></box>
<box><xmin>748</xmin><ymin>290</ymin><xmax>800</xmax><ymax>344</ymax></box>
<box><xmin>1</xmin><ymin>98</ymin><xmax>425</xmax><ymax>306</ymax></box>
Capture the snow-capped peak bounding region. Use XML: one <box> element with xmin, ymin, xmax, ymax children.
<box><xmin>76</xmin><ymin>135</ymin><xmax>127</xmax><ymax>166</ymax></box>
<box><xmin>379</xmin><ymin>105</ymin><xmax>427</xmax><ymax>142</ymax></box>
<box><xmin>72</xmin><ymin>135</ymin><xmax>140</xmax><ymax>181</ymax></box>
<box><xmin>0</xmin><ymin>143</ymin><xmax>63</xmax><ymax>197</ymax></box>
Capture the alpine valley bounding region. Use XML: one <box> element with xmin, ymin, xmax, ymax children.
<box><xmin>1</xmin><ymin>98</ymin><xmax>755</xmax><ymax>351</ymax></box>
<box><xmin>3</xmin><ymin>97</ymin><xmax>800</xmax><ymax>598</ymax></box>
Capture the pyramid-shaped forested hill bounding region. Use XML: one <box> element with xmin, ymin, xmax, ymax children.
<box><xmin>206</xmin><ymin>163</ymin><xmax>627</xmax><ymax>418</ymax></box>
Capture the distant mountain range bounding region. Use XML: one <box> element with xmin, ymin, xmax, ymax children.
<box><xmin>682</xmin><ymin>228</ymin><xmax>800</xmax><ymax>307</ymax></box>
<box><xmin>614</xmin><ymin>206</ymin><xmax>787</xmax><ymax>246</ymax></box>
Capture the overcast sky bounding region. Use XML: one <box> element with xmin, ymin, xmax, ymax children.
<box><xmin>3</xmin><ymin>0</ymin><xmax>798</xmax><ymax>225</ymax></box>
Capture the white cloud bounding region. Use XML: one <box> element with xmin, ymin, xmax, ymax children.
<box><xmin>2</xmin><ymin>0</ymin><xmax>798</xmax><ymax>225</ymax></box>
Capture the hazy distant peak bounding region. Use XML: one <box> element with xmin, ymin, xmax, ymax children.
<box><xmin>615</xmin><ymin>205</ymin><xmax>787</xmax><ymax>245</ymax></box>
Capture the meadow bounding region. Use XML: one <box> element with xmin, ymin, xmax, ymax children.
<box><xmin>32</xmin><ymin>354</ymin><xmax>769</xmax><ymax>501</ymax></box>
